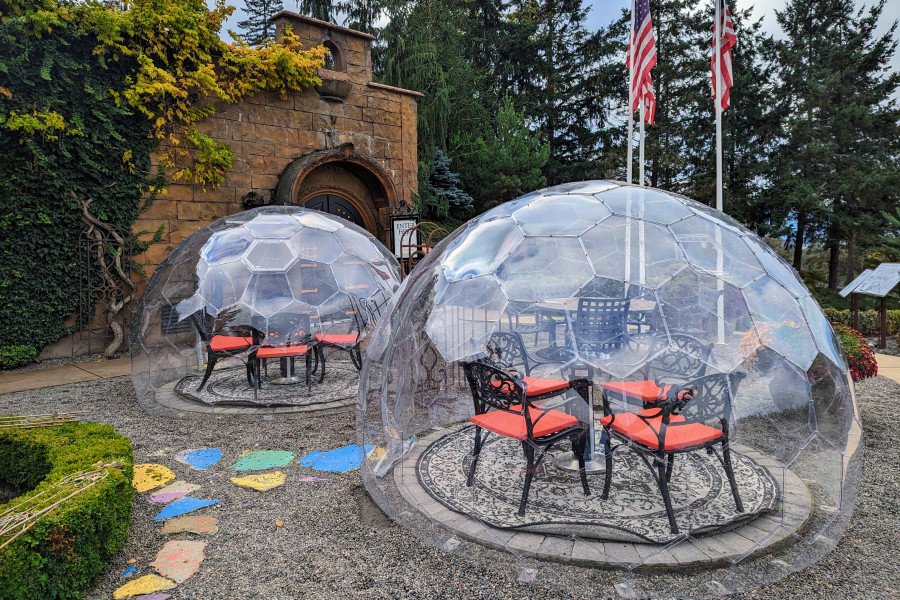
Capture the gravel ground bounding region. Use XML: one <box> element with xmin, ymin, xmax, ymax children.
<box><xmin>0</xmin><ymin>375</ymin><xmax>896</xmax><ymax>600</ymax></box>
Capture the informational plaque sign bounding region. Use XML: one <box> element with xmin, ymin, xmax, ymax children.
<box><xmin>391</xmin><ymin>216</ymin><xmax>419</xmax><ymax>259</ymax></box>
<box><xmin>839</xmin><ymin>269</ymin><xmax>873</xmax><ymax>298</ymax></box>
<box><xmin>853</xmin><ymin>263</ymin><xmax>900</xmax><ymax>297</ymax></box>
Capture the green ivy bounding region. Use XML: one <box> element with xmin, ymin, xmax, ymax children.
<box><xmin>0</xmin><ymin>22</ymin><xmax>156</xmax><ymax>360</ymax></box>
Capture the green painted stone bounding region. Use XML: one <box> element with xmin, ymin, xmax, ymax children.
<box><xmin>229</xmin><ymin>450</ymin><xmax>295</xmax><ymax>471</ymax></box>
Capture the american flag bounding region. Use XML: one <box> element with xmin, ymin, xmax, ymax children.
<box><xmin>627</xmin><ymin>0</ymin><xmax>657</xmax><ymax>124</ymax></box>
<box><xmin>711</xmin><ymin>0</ymin><xmax>737</xmax><ymax>111</ymax></box>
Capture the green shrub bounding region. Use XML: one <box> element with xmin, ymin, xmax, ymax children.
<box><xmin>831</xmin><ymin>323</ymin><xmax>877</xmax><ymax>381</ymax></box>
<box><xmin>822</xmin><ymin>308</ymin><xmax>900</xmax><ymax>335</ymax></box>
<box><xmin>0</xmin><ymin>346</ymin><xmax>37</xmax><ymax>370</ymax></box>
<box><xmin>0</xmin><ymin>421</ymin><xmax>133</xmax><ymax>600</ymax></box>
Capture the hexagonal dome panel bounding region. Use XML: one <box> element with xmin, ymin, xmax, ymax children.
<box><xmin>358</xmin><ymin>181</ymin><xmax>859</xmax><ymax>599</ymax></box>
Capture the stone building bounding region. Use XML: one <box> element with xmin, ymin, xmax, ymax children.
<box><xmin>134</xmin><ymin>10</ymin><xmax>421</xmax><ymax>281</ymax></box>
<box><xmin>42</xmin><ymin>12</ymin><xmax>420</xmax><ymax>358</ymax></box>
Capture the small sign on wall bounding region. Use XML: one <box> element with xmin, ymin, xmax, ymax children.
<box><xmin>391</xmin><ymin>216</ymin><xmax>420</xmax><ymax>258</ymax></box>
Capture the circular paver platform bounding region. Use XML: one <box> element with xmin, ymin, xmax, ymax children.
<box><xmin>392</xmin><ymin>427</ymin><xmax>812</xmax><ymax>570</ymax></box>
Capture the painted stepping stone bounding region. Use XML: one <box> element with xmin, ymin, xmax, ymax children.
<box><xmin>298</xmin><ymin>477</ymin><xmax>328</xmax><ymax>482</ymax></box>
<box><xmin>230</xmin><ymin>471</ymin><xmax>286</xmax><ymax>491</ymax></box>
<box><xmin>153</xmin><ymin>497</ymin><xmax>219</xmax><ymax>521</ymax></box>
<box><xmin>132</xmin><ymin>464</ymin><xmax>176</xmax><ymax>493</ymax></box>
<box><xmin>134</xmin><ymin>595</ymin><xmax>172</xmax><ymax>600</ymax></box>
<box><xmin>230</xmin><ymin>450</ymin><xmax>294</xmax><ymax>471</ymax></box>
<box><xmin>158</xmin><ymin>515</ymin><xmax>219</xmax><ymax>535</ymax></box>
<box><xmin>298</xmin><ymin>444</ymin><xmax>373</xmax><ymax>473</ymax></box>
<box><xmin>175</xmin><ymin>448</ymin><xmax>222</xmax><ymax>470</ymax></box>
<box><xmin>112</xmin><ymin>574</ymin><xmax>175</xmax><ymax>599</ymax></box>
<box><xmin>151</xmin><ymin>540</ymin><xmax>207</xmax><ymax>583</ymax></box>
<box><xmin>148</xmin><ymin>481</ymin><xmax>202</xmax><ymax>504</ymax></box>
<box><xmin>120</xmin><ymin>566</ymin><xmax>136</xmax><ymax>577</ymax></box>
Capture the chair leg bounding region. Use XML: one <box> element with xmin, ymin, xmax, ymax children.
<box><xmin>197</xmin><ymin>351</ymin><xmax>217</xmax><ymax>391</ymax></box>
<box><xmin>317</xmin><ymin>345</ymin><xmax>325</xmax><ymax>383</ymax></box>
<box><xmin>246</xmin><ymin>356</ymin><xmax>257</xmax><ymax>388</ymax></box>
<box><xmin>601</xmin><ymin>429</ymin><xmax>613</xmax><ymax>499</ymax></box>
<box><xmin>722</xmin><ymin>442</ymin><xmax>744</xmax><ymax>513</ymax></box>
<box><xmin>665</xmin><ymin>453</ymin><xmax>675</xmax><ymax>483</ymax></box>
<box><xmin>573</xmin><ymin>431</ymin><xmax>590</xmax><ymax>495</ymax></box>
<box><xmin>351</xmin><ymin>343</ymin><xmax>363</xmax><ymax>370</ymax></box>
<box><xmin>656</xmin><ymin>454</ymin><xmax>679</xmax><ymax>534</ymax></box>
<box><xmin>519</xmin><ymin>442</ymin><xmax>537</xmax><ymax>517</ymax></box>
<box><xmin>467</xmin><ymin>426</ymin><xmax>484</xmax><ymax>487</ymax></box>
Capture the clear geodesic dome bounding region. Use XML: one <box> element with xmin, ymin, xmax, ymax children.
<box><xmin>359</xmin><ymin>181</ymin><xmax>861</xmax><ymax>596</ymax></box>
<box><xmin>132</xmin><ymin>206</ymin><xmax>401</xmax><ymax>417</ymax></box>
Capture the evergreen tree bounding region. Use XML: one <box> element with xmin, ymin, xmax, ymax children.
<box><xmin>238</xmin><ymin>0</ymin><xmax>284</xmax><ymax>46</ymax></box>
<box><xmin>419</xmin><ymin>147</ymin><xmax>474</xmax><ymax>219</ymax></box>
<box><xmin>772</xmin><ymin>0</ymin><xmax>900</xmax><ymax>279</ymax></box>
<box><xmin>340</xmin><ymin>0</ymin><xmax>384</xmax><ymax>35</ymax></box>
<box><xmin>299</xmin><ymin>0</ymin><xmax>336</xmax><ymax>22</ymax></box>
<box><xmin>456</xmin><ymin>96</ymin><xmax>549</xmax><ymax>211</ymax></box>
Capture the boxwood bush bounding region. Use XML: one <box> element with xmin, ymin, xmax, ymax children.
<box><xmin>0</xmin><ymin>421</ymin><xmax>133</xmax><ymax>600</ymax></box>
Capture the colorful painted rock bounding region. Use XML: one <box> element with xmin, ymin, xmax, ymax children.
<box><xmin>133</xmin><ymin>595</ymin><xmax>172</xmax><ymax>600</ymax></box>
<box><xmin>153</xmin><ymin>497</ymin><xmax>219</xmax><ymax>521</ymax></box>
<box><xmin>120</xmin><ymin>565</ymin><xmax>136</xmax><ymax>577</ymax></box>
<box><xmin>298</xmin><ymin>444</ymin><xmax>373</xmax><ymax>473</ymax></box>
<box><xmin>112</xmin><ymin>574</ymin><xmax>175</xmax><ymax>599</ymax></box>
<box><xmin>158</xmin><ymin>515</ymin><xmax>219</xmax><ymax>535</ymax></box>
<box><xmin>230</xmin><ymin>450</ymin><xmax>294</xmax><ymax>471</ymax></box>
<box><xmin>151</xmin><ymin>540</ymin><xmax>207</xmax><ymax>583</ymax></box>
<box><xmin>175</xmin><ymin>448</ymin><xmax>222</xmax><ymax>470</ymax></box>
<box><xmin>148</xmin><ymin>481</ymin><xmax>202</xmax><ymax>504</ymax></box>
<box><xmin>230</xmin><ymin>471</ymin><xmax>286</xmax><ymax>491</ymax></box>
<box><xmin>132</xmin><ymin>464</ymin><xmax>176</xmax><ymax>493</ymax></box>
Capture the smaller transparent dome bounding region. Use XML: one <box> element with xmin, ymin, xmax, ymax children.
<box><xmin>359</xmin><ymin>181</ymin><xmax>861</xmax><ymax>597</ymax></box>
<box><xmin>132</xmin><ymin>206</ymin><xmax>401</xmax><ymax>416</ymax></box>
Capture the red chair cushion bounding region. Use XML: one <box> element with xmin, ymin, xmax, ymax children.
<box><xmin>599</xmin><ymin>411</ymin><xmax>721</xmax><ymax>451</ymax></box>
<box><xmin>602</xmin><ymin>380</ymin><xmax>671</xmax><ymax>402</ymax></box>
<box><xmin>209</xmin><ymin>335</ymin><xmax>254</xmax><ymax>352</ymax></box>
<box><xmin>256</xmin><ymin>345</ymin><xmax>309</xmax><ymax>359</ymax></box>
<box><xmin>471</xmin><ymin>408</ymin><xmax>579</xmax><ymax>441</ymax></box>
<box><xmin>521</xmin><ymin>376</ymin><xmax>570</xmax><ymax>396</ymax></box>
<box><xmin>315</xmin><ymin>333</ymin><xmax>362</xmax><ymax>346</ymax></box>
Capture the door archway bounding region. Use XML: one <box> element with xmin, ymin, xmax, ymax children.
<box><xmin>304</xmin><ymin>193</ymin><xmax>365</xmax><ymax>227</ymax></box>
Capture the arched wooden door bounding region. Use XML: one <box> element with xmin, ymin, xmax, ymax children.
<box><xmin>304</xmin><ymin>194</ymin><xmax>365</xmax><ymax>228</ymax></box>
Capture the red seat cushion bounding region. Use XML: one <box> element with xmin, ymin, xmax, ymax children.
<box><xmin>521</xmin><ymin>376</ymin><xmax>570</xmax><ymax>396</ymax></box>
<box><xmin>209</xmin><ymin>335</ymin><xmax>254</xmax><ymax>352</ymax></box>
<box><xmin>602</xmin><ymin>380</ymin><xmax>671</xmax><ymax>402</ymax></box>
<box><xmin>315</xmin><ymin>333</ymin><xmax>362</xmax><ymax>346</ymax></box>
<box><xmin>599</xmin><ymin>411</ymin><xmax>721</xmax><ymax>451</ymax></box>
<box><xmin>256</xmin><ymin>345</ymin><xmax>309</xmax><ymax>359</ymax></box>
<box><xmin>471</xmin><ymin>408</ymin><xmax>579</xmax><ymax>441</ymax></box>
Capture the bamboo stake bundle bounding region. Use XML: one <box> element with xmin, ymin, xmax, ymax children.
<box><xmin>0</xmin><ymin>413</ymin><xmax>85</xmax><ymax>430</ymax></box>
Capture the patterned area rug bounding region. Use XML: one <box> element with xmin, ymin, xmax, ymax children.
<box><xmin>417</xmin><ymin>425</ymin><xmax>778</xmax><ymax>544</ymax></box>
<box><xmin>174</xmin><ymin>359</ymin><xmax>358</xmax><ymax>408</ymax></box>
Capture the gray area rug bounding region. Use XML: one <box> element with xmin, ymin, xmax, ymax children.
<box><xmin>174</xmin><ymin>357</ymin><xmax>358</xmax><ymax>408</ymax></box>
<box><xmin>417</xmin><ymin>425</ymin><xmax>778</xmax><ymax>544</ymax></box>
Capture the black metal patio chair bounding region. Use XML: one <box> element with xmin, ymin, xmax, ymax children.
<box><xmin>598</xmin><ymin>372</ymin><xmax>746</xmax><ymax>534</ymax></box>
<box><xmin>462</xmin><ymin>361</ymin><xmax>591</xmax><ymax>516</ymax></box>
<box><xmin>190</xmin><ymin>309</ymin><xmax>255</xmax><ymax>391</ymax></box>
<box><xmin>571</xmin><ymin>297</ymin><xmax>632</xmax><ymax>359</ymax></box>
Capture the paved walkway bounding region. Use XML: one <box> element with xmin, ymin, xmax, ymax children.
<box><xmin>0</xmin><ymin>357</ymin><xmax>131</xmax><ymax>395</ymax></box>
<box><xmin>2</xmin><ymin>354</ymin><xmax>900</xmax><ymax>395</ymax></box>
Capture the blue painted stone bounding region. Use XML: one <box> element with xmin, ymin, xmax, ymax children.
<box><xmin>298</xmin><ymin>444</ymin><xmax>373</xmax><ymax>473</ymax></box>
<box><xmin>176</xmin><ymin>448</ymin><xmax>222</xmax><ymax>470</ymax></box>
<box><xmin>153</xmin><ymin>497</ymin><xmax>220</xmax><ymax>521</ymax></box>
<box><xmin>120</xmin><ymin>565</ymin><xmax>136</xmax><ymax>577</ymax></box>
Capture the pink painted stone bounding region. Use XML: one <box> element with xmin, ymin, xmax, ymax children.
<box><xmin>134</xmin><ymin>595</ymin><xmax>172</xmax><ymax>600</ymax></box>
<box><xmin>157</xmin><ymin>515</ymin><xmax>218</xmax><ymax>535</ymax></box>
<box><xmin>151</xmin><ymin>540</ymin><xmax>206</xmax><ymax>583</ymax></box>
<box><xmin>148</xmin><ymin>491</ymin><xmax>187</xmax><ymax>504</ymax></box>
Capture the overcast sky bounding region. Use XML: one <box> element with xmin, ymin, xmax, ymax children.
<box><xmin>216</xmin><ymin>1</ymin><xmax>900</xmax><ymax>85</ymax></box>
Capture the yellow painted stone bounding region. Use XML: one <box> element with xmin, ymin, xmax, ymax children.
<box><xmin>367</xmin><ymin>446</ymin><xmax>386</xmax><ymax>461</ymax></box>
<box><xmin>112</xmin><ymin>574</ymin><xmax>176</xmax><ymax>599</ymax></box>
<box><xmin>229</xmin><ymin>471</ymin><xmax>287</xmax><ymax>491</ymax></box>
<box><xmin>132</xmin><ymin>463</ymin><xmax>176</xmax><ymax>493</ymax></box>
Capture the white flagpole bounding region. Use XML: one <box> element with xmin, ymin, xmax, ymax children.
<box><xmin>639</xmin><ymin>101</ymin><xmax>646</xmax><ymax>186</ymax></box>
<box><xmin>627</xmin><ymin>0</ymin><xmax>635</xmax><ymax>184</ymax></box>
<box><xmin>715</xmin><ymin>0</ymin><xmax>724</xmax><ymax>212</ymax></box>
<box><xmin>714</xmin><ymin>0</ymin><xmax>726</xmax><ymax>344</ymax></box>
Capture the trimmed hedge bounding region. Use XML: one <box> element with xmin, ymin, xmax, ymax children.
<box><xmin>0</xmin><ymin>421</ymin><xmax>133</xmax><ymax>600</ymax></box>
<box><xmin>824</xmin><ymin>307</ymin><xmax>900</xmax><ymax>336</ymax></box>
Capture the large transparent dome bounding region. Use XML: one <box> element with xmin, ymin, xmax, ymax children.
<box><xmin>132</xmin><ymin>206</ymin><xmax>401</xmax><ymax>417</ymax></box>
<box><xmin>359</xmin><ymin>181</ymin><xmax>861</xmax><ymax>597</ymax></box>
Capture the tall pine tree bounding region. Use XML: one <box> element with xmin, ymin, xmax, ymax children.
<box><xmin>238</xmin><ymin>0</ymin><xmax>284</xmax><ymax>46</ymax></box>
